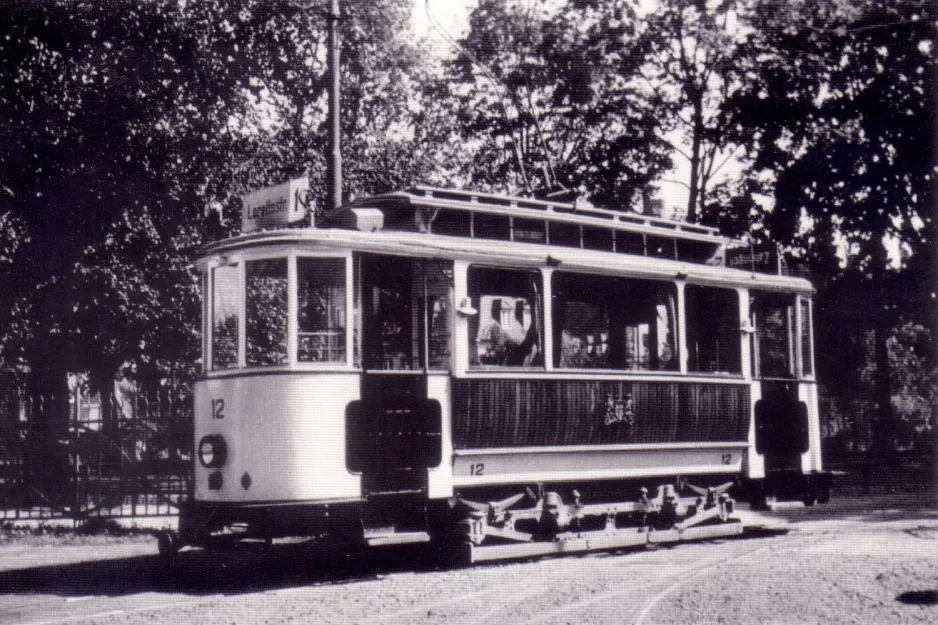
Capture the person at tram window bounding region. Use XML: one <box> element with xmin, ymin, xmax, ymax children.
<box><xmin>477</xmin><ymin>299</ymin><xmax>514</xmax><ymax>364</ymax></box>
<box><xmin>506</xmin><ymin>322</ymin><xmax>541</xmax><ymax>367</ymax></box>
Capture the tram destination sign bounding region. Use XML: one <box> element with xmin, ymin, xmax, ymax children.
<box><xmin>242</xmin><ymin>177</ymin><xmax>310</xmax><ymax>233</ymax></box>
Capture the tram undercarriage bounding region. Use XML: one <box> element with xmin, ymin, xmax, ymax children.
<box><xmin>159</xmin><ymin>476</ymin><xmax>780</xmax><ymax>564</ymax></box>
<box><xmin>441</xmin><ymin>480</ymin><xmax>743</xmax><ymax>563</ymax></box>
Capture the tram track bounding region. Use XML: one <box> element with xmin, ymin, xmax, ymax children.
<box><xmin>511</xmin><ymin>535</ymin><xmax>790</xmax><ymax>625</ymax></box>
<box><xmin>6</xmin><ymin>532</ymin><xmax>785</xmax><ymax>625</ymax></box>
<box><xmin>629</xmin><ymin>541</ymin><xmax>780</xmax><ymax>625</ymax></box>
<box><xmin>6</xmin><ymin>594</ymin><xmax>229</xmax><ymax>625</ymax></box>
<box><xmin>4</xmin><ymin>510</ymin><xmax>937</xmax><ymax>625</ymax></box>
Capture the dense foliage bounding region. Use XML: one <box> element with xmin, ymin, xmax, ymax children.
<box><xmin>728</xmin><ymin>0</ymin><xmax>935</xmax><ymax>453</ymax></box>
<box><xmin>0</xmin><ymin>0</ymin><xmax>932</xmax><ymax>456</ymax></box>
<box><xmin>0</xmin><ymin>0</ymin><xmax>447</xmax><ymax>433</ymax></box>
<box><xmin>440</xmin><ymin>0</ymin><xmax>674</xmax><ymax>205</ymax></box>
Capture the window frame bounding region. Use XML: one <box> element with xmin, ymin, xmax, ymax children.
<box><xmin>683</xmin><ymin>283</ymin><xmax>743</xmax><ymax>376</ymax></box>
<box><xmin>550</xmin><ymin>270</ymin><xmax>680</xmax><ymax>374</ymax></box>
<box><xmin>354</xmin><ymin>254</ymin><xmax>454</xmax><ymax>373</ymax></box>
<box><xmin>244</xmin><ymin>256</ymin><xmax>290</xmax><ymax>367</ymax></box>
<box><xmin>797</xmin><ymin>295</ymin><xmax>816</xmax><ymax>380</ymax></box>
<box><xmin>208</xmin><ymin>260</ymin><xmax>242</xmax><ymax>372</ymax></box>
<box><xmin>295</xmin><ymin>255</ymin><xmax>351</xmax><ymax>366</ymax></box>
<box><xmin>203</xmin><ymin>248</ymin><xmax>354</xmax><ymax>374</ymax></box>
<box><xmin>750</xmin><ymin>290</ymin><xmax>799</xmax><ymax>380</ymax></box>
<box><xmin>465</xmin><ymin>264</ymin><xmax>546</xmax><ymax>371</ymax></box>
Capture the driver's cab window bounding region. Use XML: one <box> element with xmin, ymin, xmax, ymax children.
<box><xmin>467</xmin><ymin>266</ymin><xmax>543</xmax><ymax>368</ymax></box>
<box><xmin>211</xmin><ymin>263</ymin><xmax>240</xmax><ymax>370</ymax></box>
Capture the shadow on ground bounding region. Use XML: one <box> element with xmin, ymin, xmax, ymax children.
<box><xmin>764</xmin><ymin>492</ymin><xmax>938</xmax><ymax>525</ymax></box>
<box><xmin>896</xmin><ymin>590</ymin><xmax>938</xmax><ymax>606</ymax></box>
<box><xmin>0</xmin><ymin>542</ymin><xmax>453</xmax><ymax>598</ymax></box>
<box><xmin>2</xmin><ymin>490</ymin><xmax>935</xmax><ymax>600</ymax></box>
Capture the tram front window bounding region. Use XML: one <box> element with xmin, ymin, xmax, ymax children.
<box><xmin>211</xmin><ymin>264</ymin><xmax>239</xmax><ymax>370</ymax></box>
<box><xmin>246</xmin><ymin>258</ymin><xmax>288</xmax><ymax>366</ymax></box>
<box><xmin>297</xmin><ymin>258</ymin><xmax>346</xmax><ymax>363</ymax></box>
<box><xmin>468</xmin><ymin>267</ymin><xmax>543</xmax><ymax>368</ymax></box>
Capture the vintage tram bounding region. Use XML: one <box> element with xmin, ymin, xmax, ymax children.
<box><xmin>164</xmin><ymin>182</ymin><xmax>831</xmax><ymax>562</ymax></box>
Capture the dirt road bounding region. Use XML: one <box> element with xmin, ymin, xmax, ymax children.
<box><xmin>0</xmin><ymin>494</ymin><xmax>935</xmax><ymax>625</ymax></box>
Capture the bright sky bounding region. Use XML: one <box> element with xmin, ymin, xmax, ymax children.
<box><xmin>412</xmin><ymin>0</ymin><xmax>475</xmax><ymax>55</ymax></box>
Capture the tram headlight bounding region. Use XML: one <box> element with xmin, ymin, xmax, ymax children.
<box><xmin>198</xmin><ymin>435</ymin><xmax>227</xmax><ymax>468</ymax></box>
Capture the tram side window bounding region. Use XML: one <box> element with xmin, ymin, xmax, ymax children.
<box><xmin>297</xmin><ymin>258</ymin><xmax>346</xmax><ymax>363</ymax></box>
<box><xmin>752</xmin><ymin>292</ymin><xmax>795</xmax><ymax>378</ymax></box>
<box><xmin>685</xmin><ymin>285</ymin><xmax>741</xmax><ymax>374</ymax></box>
<box><xmin>552</xmin><ymin>273</ymin><xmax>612</xmax><ymax>368</ymax></box>
<box><xmin>468</xmin><ymin>267</ymin><xmax>543</xmax><ymax>368</ymax></box>
<box><xmin>246</xmin><ymin>258</ymin><xmax>288</xmax><ymax>366</ymax></box>
<box><xmin>620</xmin><ymin>280</ymin><xmax>677</xmax><ymax>371</ymax></box>
<box><xmin>211</xmin><ymin>264</ymin><xmax>239</xmax><ymax>370</ymax></box>
<box><xmin>800</xmin><ymin>297</ymin><xmax>814</xmax><ymax>377</ymax></box>
<box><xmin>552</xmin><ymin>272</ymin><xmax>677</xmax><ymax>371</ymax></box>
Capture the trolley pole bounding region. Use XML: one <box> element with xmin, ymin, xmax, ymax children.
<box><xmin>326</xmin><ymin>0</ymin><xmax>342</xmax><ymax>212</ymax></box>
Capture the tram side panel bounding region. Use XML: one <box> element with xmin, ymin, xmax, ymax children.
<box><xmin>449</xmin><ymin>377</ymin><xmax>751</xmax><ymax>489</ymax></box>
<box><xmin>193</xmin><ymin>373</ymin><xmax>362</xmax><ymax>504</ymax></box>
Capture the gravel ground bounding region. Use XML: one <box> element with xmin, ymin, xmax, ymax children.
<box><xmin>0</xmin><ymin>493</ymin><xmax>935</xmax><ymax>625</ymax></box>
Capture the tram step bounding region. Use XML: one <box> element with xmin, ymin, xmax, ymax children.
<box><xmin>765</xmin><ymin>499</ymin><xmax>806</xmax><ymax>511</ymax></box>
<box><xmin>363</xmin><ymin>530</ymin><xmax>431</xmax><ymax>547</ymax></box>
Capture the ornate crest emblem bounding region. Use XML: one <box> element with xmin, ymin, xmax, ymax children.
<box><xmin>603</xmin><ymin>393</ymin><xmax>634</xmax><ymax>432</ymax></box>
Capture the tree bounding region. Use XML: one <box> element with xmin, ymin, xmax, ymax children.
<box><xmin>0</xmin><ymin>2</ymin><xmax>227</xmax><ymax>440</ymax></box>
<box><xmin>0</xmin><ymin>0</ymin><xmax>464</xmax><ymax>431</ymax></box>
<box><xmin>204</xmin><ymin>0</ymin><xmax>461</xmax><ymax>210</ymax></box>
<box><xmin>727</xmin><ymin>0</ymin><xmax>935</xmax><ymax>454</ymax></box>
<box><xmin>640</xmin><ymin>0</ymin><xmax>752</xmax><ymax>222</ymax></box>
<box><xmin>442</xmin><ymin>0</ymin><xmax>673</xmax><ymax>205</ymax></box>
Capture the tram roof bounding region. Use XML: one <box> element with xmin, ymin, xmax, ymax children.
<box><xmin>342</xmin><ymin>185</ymin><xmax>725</xmax><ymax>242</ymax></box>
<box><xmin>200</xmin><ymin>227</ymin><xmax>814</xmax><ymax>295</ymax></box>
<box><xmin>207</xmin><ymin>184</ymin><xmax>812</xmax><ymax>292</ymax></box>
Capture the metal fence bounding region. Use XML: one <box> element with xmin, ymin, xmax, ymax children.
<box><xmin>0</xmin><ymin>376</ymin><xmax>191</xmax><ymax>524</ymax></box>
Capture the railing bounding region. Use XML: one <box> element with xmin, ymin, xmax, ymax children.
<box><xmin>0</xmin><ymin>380</ymin><xmax>191</xmax><ymax>523</ymax></box>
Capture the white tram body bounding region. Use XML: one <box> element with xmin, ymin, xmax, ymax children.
<box><xmin>178</xmin><ymin>186</ymin><xmax>829</xmax><ymax>559</ymax></box>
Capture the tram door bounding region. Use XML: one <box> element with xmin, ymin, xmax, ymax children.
<box><xmin>347</xmin><ymin>254</ymin><xmax>443</xmax><ymax>496</ymax></box>
<box><xmin>751</xmin><ymin>293</ymin><xmax>809</xmax><ymax>477</ymax></box>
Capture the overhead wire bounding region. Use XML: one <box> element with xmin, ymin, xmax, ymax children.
<box><xmin>424</xmin><ymin>0</ymin><xmax>535</xmax><ymax>193</ymax></box>
<box><xmin>520</xmin><ymin>0</ymin><xmax>560</xmax><ymax>190</ymax></box>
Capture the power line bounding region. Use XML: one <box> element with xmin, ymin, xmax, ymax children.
<box><xmin>424</xmin><ymin>0</ymin><xmax>556</xmax><ymax>194</ymax></box>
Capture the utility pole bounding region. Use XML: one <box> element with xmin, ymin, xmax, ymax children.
<box><xmin>326</xmin><ymin>0</ymin><xmax>342</xmax><ymax>212</ymax></box>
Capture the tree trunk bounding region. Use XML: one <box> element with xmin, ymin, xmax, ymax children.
<box><xmin>686</xmin><ymin>96</ymin><xmax>704</xmax><ymax>223</ymax></box>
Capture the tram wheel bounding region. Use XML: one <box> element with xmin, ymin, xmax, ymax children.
<box><xmin>802</xmin><ymin>479</ymin><xmax>819</xmax><ymax>506</ymax></box>
<box><xmin>157</xmin><ymin>531</ymin><xmax>179</xmax><ymax>558</ymax></box>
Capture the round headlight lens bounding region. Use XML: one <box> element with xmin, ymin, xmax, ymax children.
<box><xmin>198</xmin><ymin>435</ymin><xmax>227</xmax><ymax>468</ymax></box>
